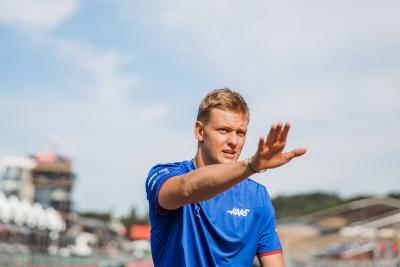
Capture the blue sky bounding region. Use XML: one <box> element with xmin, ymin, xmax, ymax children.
<box><xmin>0</xmin><ymin>0</ymin><xmax>399</xmax><ymax>215</ymax></box>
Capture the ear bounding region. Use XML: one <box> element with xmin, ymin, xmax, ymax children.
<box><xmin>194</xmin><ymin>121</ymin><xmax>204</xmax><ymax>141</ymax></box>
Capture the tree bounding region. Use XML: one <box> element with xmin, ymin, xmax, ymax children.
<box><xmin>120</xmin><ymin>207</ymin><xmax>149</xmax><ymax>228</ymax></box>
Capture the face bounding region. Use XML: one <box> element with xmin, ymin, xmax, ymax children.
<box><xmin>195</xmin><ymin>109</ymin><xmax>248</xmax><ymax>165</ymax></box>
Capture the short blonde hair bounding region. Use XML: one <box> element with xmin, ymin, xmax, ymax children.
<box><xmin>197</xmin><ymin>88</ymin><xmax>250</xmax><ymax>123</ymax></box>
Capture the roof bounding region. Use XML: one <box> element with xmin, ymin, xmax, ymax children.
<box><xmin>33</xmin><ymin>161</ymin><xmax>72</xmax><ymax>174</ymax></box>
<box><xmin>301</xmin><ymin>197</ymin><xmax>400</xmax><ymax>228</ymax></box>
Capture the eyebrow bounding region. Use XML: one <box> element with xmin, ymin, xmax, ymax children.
<box><xmin>216</xmin><ymin>126</ymin><xmax>247</xmax><ymax>133</ymax></box>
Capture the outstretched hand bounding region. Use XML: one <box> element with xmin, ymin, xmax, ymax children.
<box><xmin>250</xmin><ymin>122</ymin><xmax>306</xmax><ymax>172</ymax></box>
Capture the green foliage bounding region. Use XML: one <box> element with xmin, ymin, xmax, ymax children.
<box><xmin>343</xmin><ymin>194</ymin><xmax>373</xmax><ymax>203</ymax></box>
<box><xmin>272</xmin><ymin>191</ymin><xmax>400</xmax><ymax>219</ymax></box>
<box><xmin>78</xmin><ymin>192</ymin><xmax>400</xmax><ymax>224</ymax></box>
<box><xmin>272</xmin><ymin>192</ymin><xmax>343</xmax><ymax>219</ymax></box>
<box><xmin>78</xmin><ymin>211</ymin><xmax>111</xmax><ymax>221</ymax></box>
<box><xmin>387</xmin><ymin>192</ymin><xmax>400</xmax><ymax>199</ymax></box>
<box><xmin>120</xmin><ymin>207</ymin><xmax>149</xmax><ymax>228</ymax></box>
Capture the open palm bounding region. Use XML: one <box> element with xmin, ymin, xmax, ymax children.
<box><xmin>251</xmin><ymin>122</ymin><xmax>306</xmax><ymax>171</ymax></box>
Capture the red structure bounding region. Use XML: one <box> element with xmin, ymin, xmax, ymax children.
<box><xmin>130</xmin><ymin>225</ymin><xmax>150</xmax><ymax>240</ymax></box>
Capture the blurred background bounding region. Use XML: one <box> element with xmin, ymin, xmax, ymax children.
<box><xmin>0</xmin><ymin>0</ymin><xmax>399</xmax><ymax>266</ymax></box>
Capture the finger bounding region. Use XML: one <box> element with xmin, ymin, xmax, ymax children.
<box><xmin>283</xmin><ymin>147</ymin><xmax>307</xmax><ymax>161</ymax></box>
<box><xmin>293</xmin><ymin>147</ymin><xmax>307</xmax><ymax>156</ymax></box>
<box><xmin>279</xmin><ymin>122</ymin><xmax>290</xmax><ymax>143</ymax></box>
<box><xmin>257</xmin><ymin>136</ymin><xmax>264</xmax><ymax>153</ymax></box>
<box><xmin>273</xmin><ymin>122</ymin><xmax>283</xmax><ymax>143</ymax></box>
<box><xmin>265</xmin><ymin>124</ymin><xmax>276</xmax><ymax>146</ymax></box>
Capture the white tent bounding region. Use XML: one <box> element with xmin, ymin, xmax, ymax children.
<box><xmin>0</xmin><ymin>193</ymin><xmax>12</xmax><ymax>223</ymax></box>
<box><xmin>46</xmin><ymin>207</ymin><xmax>65</xmax><ymax>232</ymax></box>
<box><xmin>37</xmin><ymin>204</ymin><xmax>48</xmax><ymax>230</ymax></box>
<box><xmin>41</xmin><ymin>208</ymin><xmax>54</xmax><ymax>231</ymax></box>
<box><xmin>8</xmin><ymin>195</ymin><xmax>20</xmax><ymax>224</ymax></box>
<box><xmin>14</xmin><ymin>199</ymin><xmax>31</xmax><ymax>226</ymax></box>
<box><xmin>27</xmin><ymin>203</ymin><xmax>44</xmax><ymax>229</ymax></box>
<box><xmin>0</xmin><ymin>192</ymin><xmax>66</xmax><ymax>232</ymax></box>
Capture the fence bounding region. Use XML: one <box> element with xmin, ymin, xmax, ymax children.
<box><xmin>288</xmin><ymin>256</ymin><xmax>400</xmax><ymax>267</ymax></box>
<box><xmin>0</xmin><ymin>251</ymin><xmax>151</xmax><ymax>267</ymax></box>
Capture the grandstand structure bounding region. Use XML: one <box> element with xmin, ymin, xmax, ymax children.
<box><xmin>0</xmin><ymin>154</ymin><xmax>141</xmax><ymax>267</ymax></box>
<box><xmin>0</xmin><ymin>153</ymin><xmax>75</xmax><ymax>219</ymax></box>
<box><xmin>281</xmin><ymin>197</ymin><xmax>400</xmax><ymax>267</ymax></box>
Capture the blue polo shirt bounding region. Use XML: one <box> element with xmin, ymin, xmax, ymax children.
<box><xmin>145</xmin><ymin>160</ymin><xmax>282</xmax><ymax>267</ymax></box>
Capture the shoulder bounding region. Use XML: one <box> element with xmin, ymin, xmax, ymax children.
<box><xmin>145</xmin><ymin>160</ymin><xmax>193</xmax><ymax>198</ymax></box>
<box><xmin>149</xmin><ymin>159</ymin><xmax>192</xmax><ymax>172</ymax></box>
<box><xmin>147</xmin><ymin>160</ymin><xmax>192</xmax><ymax>179</ymax></box>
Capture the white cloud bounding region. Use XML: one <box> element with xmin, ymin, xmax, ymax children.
<box><xmin>0</xmin><ymin>0</ymin><xmax>77</xmax><ymax>31</ymax></box>
<box><xmin>50</xmin><ymin>38</ymin><xmax>140</xmax><ymax>103</ymax></box>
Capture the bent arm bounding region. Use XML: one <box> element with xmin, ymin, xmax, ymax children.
<box><xmin>158</xmin><ymin>122</ymin><xmax>306</xmax><ymax>210</ymax></box>
<box><xmin>158</xmin><ymin>159</ymin><xmax>252</xmax><ymax>210</ymax></box>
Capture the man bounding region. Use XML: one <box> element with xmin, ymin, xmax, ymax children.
<box><xmin>146</xmin><ymin>88</ymin><xmax>306</xmax><ymax>267</ymax></box>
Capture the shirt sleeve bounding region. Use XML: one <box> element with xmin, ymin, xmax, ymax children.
<box><xmin>256</xmin><ymin>188</ymin><xmax>283</xmax><ymax>256</ymax></box>
<box><xmin>145</xmin><ymin>163</ymin><xmax>185</xmax><ymax>216</ymax></box>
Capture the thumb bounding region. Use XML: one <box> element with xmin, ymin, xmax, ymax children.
<box><xmin>283</xmin><ymin>147</ymin><xmax>307</xmax><ymax>160</ymax></box>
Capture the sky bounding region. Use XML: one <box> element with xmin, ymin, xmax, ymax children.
<box><xmin>0</xmin><ymin>0</ymin><xmax>399</xmax><ymax>215</ymax></box>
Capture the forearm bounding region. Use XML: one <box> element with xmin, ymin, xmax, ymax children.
<box><xmin>159</xmin><ymin>123</ymin><xmax>306</xmax><ymax>210</ymax></box>
<box><xmin>158</xmin><ymin>159</ymin><xmax>255</xmax><ymax>210</ymax></box>
<box><xmin>180</xmin><ymin>159</ymin><xmax>253</xmax><ymax>203</ymax></box>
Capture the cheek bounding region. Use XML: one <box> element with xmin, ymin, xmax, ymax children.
<box><xmin>241</xmin><ymin>136</ymin><xmax>247</xmax><ymax>144</ymax></box>
<box><xmin>204</xmin><ymin>133</ymin><xmax>224</xmax><ymax>149</ymax></box>
<box><xmin>237</xmin><ymin>137</ymin><xmax>246</xmax><ymax>149</ymax></box>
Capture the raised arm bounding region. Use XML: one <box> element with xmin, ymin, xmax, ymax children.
<box><xmin>158</xmin><ymin>122</ymin><xmax>306</xmax><ymax>210</ymax></box>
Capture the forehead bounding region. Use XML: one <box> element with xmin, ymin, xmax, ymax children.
<box><xmin>206</xmin><ymin>109</ymin><xmax>249</xmax><ymax>129</ymax></box>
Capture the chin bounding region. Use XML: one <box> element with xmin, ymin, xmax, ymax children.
<box><xmin>219</xmin><ymin>156</ymin><xmax>238</xmax><ymax>164</ymax></box>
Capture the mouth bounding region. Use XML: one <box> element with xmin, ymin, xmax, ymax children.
<box><xmin>222</xmin><ymin>150</ymin><xmax>236</xmax><ymax>159</ymax></box>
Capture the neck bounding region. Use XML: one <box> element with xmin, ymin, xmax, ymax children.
<box><xmin>193</xmin><ymin>146</ymin><xmax>210</xmax><ymax>168</ymax></box>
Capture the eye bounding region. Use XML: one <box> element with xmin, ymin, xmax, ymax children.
<box><xmin>217</xmin><ymin>128</ymin><xmax>228</xmax><ymax>134</ymax></box>
<box><xmin>237</xmin><ymin>131</ymin><xmax>246</xmax><ymax>137</ymax></box>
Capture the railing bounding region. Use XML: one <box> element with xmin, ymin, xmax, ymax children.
<box><xmin>288</xmin><ymin>256</ymin><xmax>400</xmax><ymax>267</ymax></box>
<box><xmin>0</xmin><ymin>252</ymin><xmax>152</xmax><ymax>267</ymax></box>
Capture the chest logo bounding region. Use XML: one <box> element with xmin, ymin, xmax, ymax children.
<box><xmin>227</xmin><ymin>208</ymin><xmax>250</xmax><ymax>217</ymax></box>
<box><xmin>194</xmin><ymin>203</ymin><xmax>201</xmax><ymax>218</ymax></box>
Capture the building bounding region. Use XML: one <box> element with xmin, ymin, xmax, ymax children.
<box><xmin>0</xmin><ymin>156</ymin><xmax>37</xmax><ymax>202</ymax></box>
<box><xmin>0</xmin><ymin>152</ymin><xmax>75</xmax><ymax>218</ymax></box>
<box><xmin>31</xmin><ymin>152</ymin><xmax>75</xmax><ymax>217</ymax></box>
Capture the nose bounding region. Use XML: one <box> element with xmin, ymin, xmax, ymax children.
<box><xmin>227</xmin><ymin>131</ymin><xmax>238</xmax><ymax>147</ymax></box>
